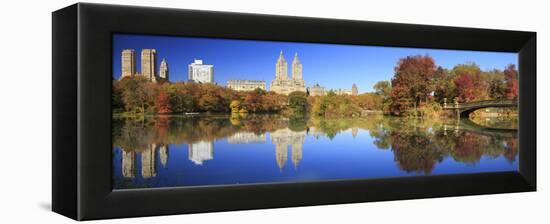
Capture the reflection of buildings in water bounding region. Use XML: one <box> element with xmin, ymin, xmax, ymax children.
<box><xmin>270</xmin><ymin>128</ymin><xmax>305</xmax><ymax>170</ymax></box>
<box><xmin>119</xmin><ymin>144</ymin><xmax>168</xmax><ymax>179</ymax></box>
<box><xmin>351</xmin><ymin>128</ymin><xmax>358</xmax><ymax>138</ymax></box>
<box><xmin>291</xmin><ymin>141</ymin><xmax>303</xmax><ymax>168</ymax></box>
<box><xmin>309</xmin><ymin>126</ymin><xmax>359</xmax><ymax>139</ymax></box>
<box><xmin>188</xmin><ymin>141</ymin><xmax>214</xmax><ymax>165</ymax></box>
<box><xmin>227</xmin><ymin>132</ymin><xmax>266</xmax><ymax>144</ymax></box>
<box><xmin>274</xmin><ymin>143</ymin><xmax>288</xmax><ymax>170</ymax></box>
<box><xmin>121</xmin><ymin>149</ymin><xmax>135</xmax><ymax>178</ymax></box>
<box><xmin>141</xmin><ymin>144</ymin><xmax>157</xmax><ymax>178</ymax></box>
<box><xmin>306</xmin><ymin>126</ymin><xmax>325</xmax><ymax>139</ymax></box>
<box><xmin>159</xmin><ymin>145</ymin><xmax>168</xmax><ymax>168</ymax></box>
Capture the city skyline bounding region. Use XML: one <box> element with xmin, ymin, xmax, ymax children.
<box><xmin>113</xmin><ymin>34</ymin><xmax>517</xmax><ymax>93</ymax></box>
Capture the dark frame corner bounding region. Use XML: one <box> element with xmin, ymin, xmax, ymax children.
<box><xmin>53</xmin><ymin>3</ymin><xmax>537</xmax><ymax>221</ymax></box>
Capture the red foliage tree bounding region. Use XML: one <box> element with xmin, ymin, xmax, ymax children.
<box><xmin>242</xmin><ymin>90</ymin><xmax>263</xmax><ymax>112</ymax></box>
<box><xmin>390</xmin><ymin>55</ymin><xmax>436</xmax><ymax>115</ymax></box>
<box><xmin>454</xmin><ymin>73</ymin><xmax>476</xmax><ymax>102</ymax></box>
<box><xmin>156</xmin><ymin>92</ymin><xmax>172</xmax><ymax>114</ymax></box>
<box><xmin>504</xmin><ymin>64</ymin><xmax>518</xmax><ymax>99</ymax></box>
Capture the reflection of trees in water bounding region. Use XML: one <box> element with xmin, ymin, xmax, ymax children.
<box><xmin>390</xmin><ymin>131</ymin><xmax>445</xmax><ymax>174</ymax></box>
<box><xmin>113</xmin><ymin>114</ymin><xmax>289</xmax><ymax>150</ymax></box>
<box><xmin>112</xmin><ymin>115</ymin><xmax>518</xmax><ymax>175</ymax></box>
<box><xmin>504</xmin><ymin>139</ymin><xmax>518</xmax><ymax>162</ymax></box>
<box><xmin>306</xmin><ymin>116</ymin><xmax>518</xmax><ymax>174</ymax></box>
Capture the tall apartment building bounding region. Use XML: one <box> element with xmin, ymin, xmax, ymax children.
<box><xmin>188</xmin><ymin>59</ymin><xmax>214</xmax><ymax>83</ymax></box>
<box><xmin>141</xmin><ymin>49</ymin><xmax>157</xmax><ymax>82</ymax></box>
<box><xmin>121</xmin><ymin>49</ymin><xmax>136</xmax><ymax>78</ymax></box>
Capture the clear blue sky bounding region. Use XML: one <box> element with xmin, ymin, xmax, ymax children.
<box><xmin>113</xmin><ymin>34</ymin><xmax>517</xmax><ymax>93</ymax></box>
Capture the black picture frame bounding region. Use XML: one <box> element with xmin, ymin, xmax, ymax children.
<box><xmin>52</xmin><ymin>3</ymin><xmax>536</xmax><ymax>221</ymax></box>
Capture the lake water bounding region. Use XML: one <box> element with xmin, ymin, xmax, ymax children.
<box><xmin>112</xmin><ymin>114</ymin><xmax>518</xmax><ymax>189</ymax></box>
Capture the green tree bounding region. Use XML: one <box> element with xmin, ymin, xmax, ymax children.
<box><xmin>433</xmin><ymin>67</ymin><xmax>456</xmax><ymax>103</ymax></box>
<box><xmin>119</xmin><ymin>76</ymin><xmax>150</xmax><ymax>114</ymax></box>
<box><xmin>288</xmin><ymin>91</ymin><xmax>308</xmax><ymax>114</ymax></box>
<box><xmin>373</xmin><ymin>81</ymin><xmax>392</xmax><ymax>99</ymax></box>
<box><xmin>373</xmin><ymin>81</ymin><xmax>392</xmax><ymax>112</ymax></box>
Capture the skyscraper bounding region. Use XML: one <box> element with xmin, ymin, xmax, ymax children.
<box><xmin>121</xmin><ymin>49</ymin><xmax>136</xmax><ymax>79</ymax></box>
<box><xmin>159</xmin><ymin>58</ymin><xmax>169</xmax><ymax>80</ymax></box>
<box><xmin>352</xmin><ymin>83</ymin><xmax>358</xmax><ymax>96</ymax></box>
<box><xmin>141</xmin><ymin>49</ymin><xmax>157</xmax><ymax>82</ymax></box>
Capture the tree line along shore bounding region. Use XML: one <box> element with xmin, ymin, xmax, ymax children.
<box><xmin>113</xmin><ymin>55</ymin><xmax>519</xmax><ymax>119</ymax></box>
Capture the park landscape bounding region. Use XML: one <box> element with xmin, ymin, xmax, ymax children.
<box><xmin>111</xmin><ymin>34</ymin><xmax>518</xmax><ymax>189</ymax></box>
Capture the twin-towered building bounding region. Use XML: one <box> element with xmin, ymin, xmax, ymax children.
<box><xmin>270</xmin><ymin>51</ymin><xmax>306</xmax><ymax>95</ymax></box>
<box><xmin>120</xmin><ymin>49</ymin><xmax>169</xmax><ymax>82</ymax></box>
<box><xmin>227</xmin><ymin>51</ymin><xmax>304</xmax><ymax>94</ymax></box>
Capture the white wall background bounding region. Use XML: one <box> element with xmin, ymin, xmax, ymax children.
<box><xmin>0</xmin><ymin>0</ymin><xmax>547</xmax><ymax>223</ymax></box>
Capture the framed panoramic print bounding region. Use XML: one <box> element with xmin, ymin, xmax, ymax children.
<box><xmin>53</xmin><ymin>3</ymin><xmax>536</xmax><ymax>221</ymax></box>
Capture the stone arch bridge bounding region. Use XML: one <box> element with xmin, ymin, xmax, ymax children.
<box><xmin>442</xmin><ymin>99</ymin><xmax>518</xmax><ymax>118</ymax></box>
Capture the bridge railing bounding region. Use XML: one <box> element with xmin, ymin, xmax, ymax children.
<box><xmin>442</xmin><ymin>99</ymin><xmax>517</xmax><ymax>109</ymax></box>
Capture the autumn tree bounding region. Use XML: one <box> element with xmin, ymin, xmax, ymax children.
<box><xmin>163</xmin><ymin>82</ymin><xmax>194</xmax><ymax>113</ymax></box>
<box><xmin>311</xmin><ymin>91</ymin><xmax>361</xmax><ymax>118</ymax></box>
<box><xmin>454</xmin><ymin>73</ymin><xmax>476</xmax><ymax>102</ymax></box>
<box><xmin>112</xmin><ymin>80</ymin><xmax>125</xmax><ymax>113</ymax></box>
<box><xmin>504</xmin><ymin>64</ymin><xmax>518</xmax><ymax>99</ymax></box>
<box><xmin>155</xmin><ymin>92</ymin><xmax>172</xmax><ymax>114</ymax></box>
<box><xmin>262</xmin><ymin>91</ymin><xmax>287</xmax><ymax>112</ymax></box>
<box><xmin>390</xmin><ymin>55</ymin><xmax>436</xmax><ymax>115</ymax></box>
<box><xmin>433</xmin><ymin>67</ymin><xmax>456</xmax><ymax>103</ymax></box>
<box><xmin>451</xmin><ymin>63</ymin><xmax>486</xmax><ymax>102</ymax></box>
<box><xmin>198</xmin><ymin>83</ymin><xmax>228</xmax><ymax>112</ymax></box>
<box><xmin>486</xmin><ymin>69</ymin><xmax>506</xmax><ymax>99</ymax></box>
<box><xmin>241</xmin><ymin>89</ymin><xmax>264</xmax><ymax>112</ymax></box>
<box><xmin>119</xmin><ymin>76</ymin><xmax>151</xmax><ymax>114</ymax></box>
<box><xmin>356</xmin><ymin>93</ymin><xmax>383</xmax><ymax>111</ymax></box>
<box><xmin>230</xmin><ymin>100</ymin><xmax>242</xmax><ymax>113</ymax></box>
